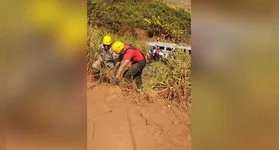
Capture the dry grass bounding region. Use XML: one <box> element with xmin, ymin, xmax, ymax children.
<box><xmin>142</xmin><ymin>50</ymin><xmax>191</xmax><ymax>105</ymax></box>
<box><xmin>88</xmin><ymin>27</ymin><xmax>191</xmax><ymax>107</ymax></box>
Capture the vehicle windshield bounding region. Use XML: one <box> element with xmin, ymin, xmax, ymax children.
<box><xmin>159</xmin><ymin>46</ymin><xmax>164</xmax><ymax>50</ymax></box>
<box><xmin>166</xmin><ymin>47</ymin><xmax>173</xmax><ymax>51</ymax></box>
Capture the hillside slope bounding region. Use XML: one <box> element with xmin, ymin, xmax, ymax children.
<box><xmin>88</xmin><ymin>0</ymin><xmax>191</xmax><ymax>42</ymax></box>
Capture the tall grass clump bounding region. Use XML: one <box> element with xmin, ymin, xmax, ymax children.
<box><xmin>87</xmin><ymin>26</ymin><xmax>104</xmax><ymax>73</ymax></box>
<box><xmin>142</xmin><ymin>50</ymin><xmax>191</xmax><ymax>105</ymax></box>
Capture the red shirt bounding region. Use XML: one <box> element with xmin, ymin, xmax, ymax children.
<box><xmin>120</xmin><ymin>45</ymin><xmax>145</xmax><ymax>62</ymax></box>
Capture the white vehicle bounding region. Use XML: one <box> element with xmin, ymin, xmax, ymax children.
<box><xmin>177</xmin><ymin>43</ymin><xmax>191</xmax><ymax>54</ymax></box>
<box><xmin>146</xmin><ymin>42</ymin><xmax>191</xmax><ymax>57</ymax></box>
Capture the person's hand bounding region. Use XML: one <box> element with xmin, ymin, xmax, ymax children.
<box><xmin>115</xmin><ymin>74</ymin><xmax>120</xmax><ymax>80</ymax></box>
<box><xmin>111</xmin><ymin>76</ymin><xmax>119</xmax><ymax>86</ymax></box>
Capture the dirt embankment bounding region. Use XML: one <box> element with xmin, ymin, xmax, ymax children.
<box><xmin>87</xmin><ymin>83</ymin><xmax>191</xmax><ymax>150</ymax></box>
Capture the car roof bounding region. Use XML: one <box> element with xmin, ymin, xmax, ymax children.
<box><xmin>177</xmin><ymin>45</ymin><xmax>191</xmax><ymax>50</ymax></box>
<box><xmin>147</xmin><ymin>42</ymin><xmax>177</xmax><ymax>49</ymax></box>
<box><xmin>147</xmin><ymin>42</ymin><xmax>191</xmax><ymax>50</ymax></box>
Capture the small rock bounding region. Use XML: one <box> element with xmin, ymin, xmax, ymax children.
<box><xmin>173</xmin><ymin>121</ymin><xmax>178</xmax><ymax>124</ymax></box>
<box><xmin>145</xmin><ymin>119</ymin><xmax>149</xmax><ymax>125</ymax></box>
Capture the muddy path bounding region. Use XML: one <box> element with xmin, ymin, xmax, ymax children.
<box><xmin>87</xmin><ymin>83</ymin><xmax>191</xmax><ymax>150</ymax></box>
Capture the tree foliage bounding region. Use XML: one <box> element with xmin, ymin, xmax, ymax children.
<box><xmin>87</xmin><ymin>0</ymin><xmax>191</xmax><ymax>42</ymax></box>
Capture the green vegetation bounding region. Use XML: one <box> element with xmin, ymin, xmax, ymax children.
<box><xmin>87</xmin><ymin>0</ymin><xmax>191</xmax><ymax>42</ymax></box>
<box><xmin>87</xmin><ymin>0</ymin><xmax>191</xmax><ymax>106</ymax></box>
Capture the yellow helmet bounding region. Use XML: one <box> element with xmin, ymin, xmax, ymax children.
<box><xmin>112</xmin><ymin>41</ymin><xmax>124</xmax><ymax>54</ymax></box>
<box><xmin>102</xmin><ymin>35</ymin><xmax>112</xmax><ymax>45</ymax></box>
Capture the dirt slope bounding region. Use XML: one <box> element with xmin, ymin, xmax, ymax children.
<box><xmin>87</xmin><ymin>84</ymin><xmax>191</xmax><ymax>150</ymax></box>
<box><xmin>6</xmin><ymin>80</ymin><xmax>190</xmax><ymax>150</ymax></box>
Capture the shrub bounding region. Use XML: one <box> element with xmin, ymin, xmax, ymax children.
<box><xmin>87</xmin><ymin>0</ymin><xmax>191</xmax><ymax>42</ymax></box>
<box><xmin>142</xmin><ymin>50</ymin><xmax>191</xmax><ymax>105</ymax></box>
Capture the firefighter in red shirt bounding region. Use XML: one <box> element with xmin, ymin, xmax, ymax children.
<box><xmin>111</xmin><ymin>41</ymin><xmax>146</xmax><ymax>89</ymax></box>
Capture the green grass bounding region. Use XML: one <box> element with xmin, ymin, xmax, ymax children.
<box><xmin>88</xmin><ymin>0</ymin><xmax>191</xmax><ymax>42</ymax></box>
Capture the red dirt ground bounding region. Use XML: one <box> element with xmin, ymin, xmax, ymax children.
<box><xmin>87</xmin><ymin>82</ymin><xmax>191</xmax><ymax>150</ymax></box>
<box><xmin>5</xmin><ymin>80</ymin><xmax>190</xmax><ymax>150</ymax></box>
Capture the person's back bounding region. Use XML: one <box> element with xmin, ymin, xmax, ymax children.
<box><xmin>119</xmin><ymin>45</ymin><xmax>145</xmax><ymax>63</ymax></box>
<box><xmin>112</xmin><ymin>42</ymin><xmax>146</xmax><ymax>89</ymax></box>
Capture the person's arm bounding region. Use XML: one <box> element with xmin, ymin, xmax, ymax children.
<box><xmin>98</xmin><ymin>45</ymin><xmax>103</xmax><ymax>53</ymax></box>
<box><xmin>114</xmin><ymin>52</ymin><xmax>124</xmax><ymax>70</ymax></box>
<box><xmin>97</xmin><ymin>45</ymin><xmax>103</xmax><ymax>60</ymax></box>
<box><xmin>114</xmin><ymin>60</ymin><xmax>121</xmax><ymax>70</ymax></box>
<box><xmin>116</xmin><ymin>60</ymin><xmax>130</xmax><ymax>80</ymax></box>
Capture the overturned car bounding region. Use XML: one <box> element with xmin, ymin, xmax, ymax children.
<box><xmin>145</xmin><ymin>41</ymin><xmax>191</xmax><ymax>63</ymax></box>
